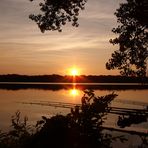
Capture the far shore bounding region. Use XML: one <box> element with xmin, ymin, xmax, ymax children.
<box><xmin>0</xmin><ymin>82</ymin><xmax>148</xmax><ymax>91</ymax></box>
<box><xmin>0</xmin><ymin>74</ymin><xmax>148</xmax><ymax>83</ymax></box>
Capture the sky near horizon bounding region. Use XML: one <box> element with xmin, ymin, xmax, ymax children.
<box><xmin>0</xmin><ymin>0</ymin><xmax>125</xmax><ymax>75</ymax></box>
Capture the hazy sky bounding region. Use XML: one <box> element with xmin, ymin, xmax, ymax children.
<box><xmin>0</xmin><ymin>0</ymin><xmax>125</xmax><ymax>75</ymax></box>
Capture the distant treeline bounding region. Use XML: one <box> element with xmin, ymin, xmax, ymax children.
<box><xmin>0</xmin><ymin>74</ymin><xmax>147</xmax><ymax>83</ymax></box>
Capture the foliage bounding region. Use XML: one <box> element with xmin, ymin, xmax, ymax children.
<box><xmin>133</xmin><ymin>0</ymin><xmax>148</xmax><ymax>27</ymax></box>
<box><xmin>27</xmin><ymin>90</ymin><xmax>120</xmax><ymax>148</ymax></box>
<box><xmin>106</xmin><ymin>0</ymin><xmax>148</xmax><ymax>77</ymax></box>
<box><xmin>117</xmin><ymin>113</ymin><xmax>147</xmax><ymax>128</ymax></box>
<box><xmin>0</xmin><ymin>91</ymin><xmax>123</xmax><ymax>148</ymax></box>
<box><xmin>0</xmin><ymin>90</ymin><xmax>147</xmax><ymax>147</ymax></box>
<box><xmin>0</xmin><ymin>111</ymin><xmax>32</xmax><ymax>148</ymax></box>
<box><xmin>29</xmin><ymin>0</ymin><xmax>148</xmax><ymax>77</ymax></box>
<box><xmin>29</xmin><ymin>0</ymin><xmax>87</xmax><ymax>32</ymax></box>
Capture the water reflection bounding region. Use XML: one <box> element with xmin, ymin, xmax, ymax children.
<box><xmin>69</xmin><ymin>84</ymin><xmax>81</xmax><ymax>98</ymax></box>
<box><xmin>0</xmin><ymin>82</ymin><xmax>148</xmax><ymax>91</ymax></box>
<box><xmin>0</xmin><ymin>83</ymin><xmax>148</xmax><ymax>131</ymax></box>
<box><xmin>70</xmin><ymin>88</ymin><xmax>79</xmax><ymax>96</ymax></box>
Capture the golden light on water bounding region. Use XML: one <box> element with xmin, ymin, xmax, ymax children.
<box><xmin>69</xmin><ymin>88</ymin><xmax>79</xmax><ymax>96</ymax></box>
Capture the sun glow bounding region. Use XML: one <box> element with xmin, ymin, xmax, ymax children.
<box><xmin>71</xmin><ymin>69</ymin><xmax>78</xmax><ymax>76</ymax></box>
<box><xmin>69</xmin><ymin>68</ymin><xmax>79</xmax><ymax>76</ymax></box>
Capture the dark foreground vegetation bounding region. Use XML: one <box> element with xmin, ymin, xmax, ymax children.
<box><xmin>0</xmin><ymin>74</ymin><xmax>148</xmax><ymax>83</ymax></box>
<box><xmin>0</xmin><ymin>90</ymin><xmax>147</xmax><ymax>148</ymax></box>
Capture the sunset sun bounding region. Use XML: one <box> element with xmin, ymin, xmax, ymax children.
<box><xmin>69</xmin><ymin>67</ymin><xmax>80</xmax><ymax>76</ymax></box>
<box><xmin>71</xmin><ymin>69</ymin><xmax>78</xmax><ymax>76</ymax></box>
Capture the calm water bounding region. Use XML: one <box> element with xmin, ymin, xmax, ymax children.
<box><xmin>0</xmin><ymin>83</ymin><xmax>148</xmax><ymax>132</ymax></box>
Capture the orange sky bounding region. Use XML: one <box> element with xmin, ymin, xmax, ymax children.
<box><xmin>0</xmin><ymin>0</ymin><xmax>124</xmax><ymax>75</ymax></box>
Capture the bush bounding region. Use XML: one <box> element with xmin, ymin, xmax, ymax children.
<box><xmin>0</xmin><ymin>90</ymin><xmax>131</xmax><ymax>148</ymax></box>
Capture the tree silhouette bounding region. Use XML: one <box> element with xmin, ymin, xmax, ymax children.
<box><xmin>134</xmin><ymin>0</ymin><xmax>148</xmax><ymax>28</ymax></box>
<box><xmin>29</xmin><ymin>0</ymin><xmax>148</xmax><ymax>76</ymax></box>
<box><xmin>106</xmin><ymin>0</ymin><xmax>148</xmax><ymax>77</ymax></box>
<box><xmin>0</xmin><ymin>91</ymin><xmax>125</xmax><ymax>148</ymax></box>
<box><xmin>29</xmin><ymin>0</ymin><xmax>87</xmax><ymax>32</ymax></box>
<box><xmin>0</xmin><ymin>91</ymin><xmax>148</xmax><ymax>147</ymax></box>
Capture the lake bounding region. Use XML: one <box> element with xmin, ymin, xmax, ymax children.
<box><xmin>0</xmin><ymin>82</ymin><xmax>148</xmax><ymax>133</ymax></box>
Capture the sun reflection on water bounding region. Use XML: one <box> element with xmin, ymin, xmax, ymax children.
<box><xmin>70</xmin><ymin>88</ymin><xmax>79</xmax><ymax>96</ymax></box>
<box><xmin>69</xmin><ymin>83</ymin><xmax>82</xmax><ymax>98</ymax></box>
